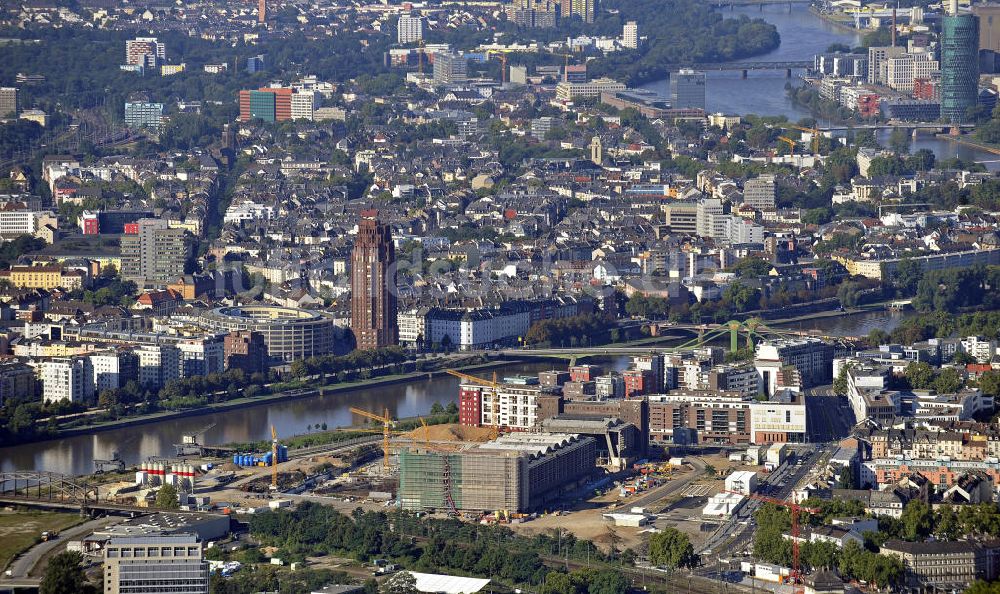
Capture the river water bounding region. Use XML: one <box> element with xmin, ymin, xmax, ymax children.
<box><xmin>641</xmin><ymin>5</ymin><xmax>1000</xmax><ymax>171</ymax></box>
<box><xmin>0</xmin><ymin>309</ymin><xmax>910</xmax><ymax>476</ymax></box>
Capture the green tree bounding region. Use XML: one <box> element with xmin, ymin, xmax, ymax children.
<box><xmin>833</xmin><ymin>364</ymin><xmax>852</xmax><ymax>396</ymax></box>
<box><xmin>156</xmin><ymin>484</ymin><xmax>181</xmax><ymax>509</ymax></box>
<box><xmin>904</xmin><ymin>361</ymin><xmax>935</xmax><ymax>390</ymax></box>
<box><xmin>648</xmin><ymin>528</ymin><xmax>696</xmax><ymax>569</ymax></box>
<box><xmin>980</xmin><ymin>371</ymin><xmax>1000</xmax><ymax>398</ymax></box>
<box><xmin>894</xmin><ymin>258</ymin><xmax>924</xmax><ymax>295</ymax></box>
<box><xmin>899</xmin><ymin>500</ymin><xmax>933</xmax><ymax>541</ymax></box>
<box><xmin>933</xmin><ymin>367</ymin><xmax>963</xmax><ymax>394</ymax></box>
<box><xmin>540</xmin><ymin>572</ymin><xmax>579</xmax><ymax>594</ymax></box>
<box><xmin>40</xmin><ymin>552</ymin><xmax>96</xmax><ymax>594</ymax></box>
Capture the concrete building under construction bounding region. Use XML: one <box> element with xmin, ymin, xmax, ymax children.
<box><xmin>398</xmin><ymin>433</ymin><xmax>596</xmax><ymax>513</ymax></box>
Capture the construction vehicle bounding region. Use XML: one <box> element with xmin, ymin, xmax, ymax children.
<box><xmin>445</xmin><ymin>370</ymin><xmax>500</xmax><ymax>440</ymax></box>
<box><xmin>174</xmin><ymin>423</ymin><xmax>216</xmax><ymax>456</ymax></box>
<box><xmin>349</xmin><ymin>407</ymin><xmax>395</xmax><ymax>470</ymax></box>
<box><xmin>731</xmin><ymin>491</ymin><xmax>819</xmax><ymax>593</ymax></box>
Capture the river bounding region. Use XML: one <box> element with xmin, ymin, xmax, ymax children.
<box><xmin>0</xmin><ymin>309</ymin><xmax>911</xmax><ymax>476</ymax></box>
<box><xmin>641</xmin><ymin>4</ymin><xmax>1000</xmax><ymax>171</ymax></box>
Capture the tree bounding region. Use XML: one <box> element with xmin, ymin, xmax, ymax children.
<box><xmin>648</xmin><ymin>527</ymin><xmax>696</xmax><ymax>569</ymax></box>
<box><xmin>833</xmin><ymin>364</ymin><xmax>852</xmax><ymax>396</ymax></box>
<box><xmin>156</xmin><ymin>484</ymin><xmax>181</xmax><ymax>509</ymax></box>
<box><xmin>932</xmin><ymin>367</ymin><xmax>962</xmax><ymax>394</ymax></box>
<box><xmin>381</xmin><ymin>572</ymin><xmax>417</xmax><ymax>594</ymax></box>
<box><xmin>888</xmin><ymin>128</ymin><xmax>911</xmax><ymax>154</ymax></box>
<box><xmin>867</xmin><ymin>328</ymin><xmax>890</xmax><ymax>347</ymax></box>
<box><xmin>903</xmin><ymin>361</ymin><xmax>935</xmax><ymax>390</ymax></box>
<box><xmin>894</xmin><ymin>258</ymin><xmax>924</xmax><ymax>296</ymax></box>
<box><xmin>980</xmin><ymin>371</ymin><xmax>1000</xmax><ymax>398</ymax></box>
<box><xmin>899</xmin><ymin>500</ymin><xmax>933</xmax><ymax>541</ymax></box>
<box><xmin>40</xmin><ymin>552</ymin><xmax>95</xmax><ymax>594</ymax></box>
<box><xmin>540</xmin><ymin>571</ymin><xmax>578</xmax><ymax>594</ymax></box>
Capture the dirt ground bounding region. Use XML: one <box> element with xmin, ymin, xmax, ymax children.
<box><xmin>401</xmin><ymin>424</ymin><xmax>495</xmax><ymax>442</ymax></box>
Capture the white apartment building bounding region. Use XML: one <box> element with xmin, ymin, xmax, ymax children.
<box><xmin>695</xmin><ymin>198</ymin><xmax>727</xmax><ymax>239</ymax></box>
<box><xmin>885</xmin><ymin>53</ymin><xmax>939</xmax><ymax>93</ymax></box>
<box><xmin>176</xmin><ymin>337</ymin><xmax>224</xmax><ymax>377</ymax></box>
<box><xmin>398</xmin><ymin>14</ymin><xmax>425</xmax><ymax>44</ymax></box>
<box><xmin>90</xmin><ymin>351</ymin><xmax>137</xmax><ymax>394</ymax></box>
<box><xmin>137</xmin><ymin>345</ymin><xmax>181</xmax><ymax>389</ymax></box>
<box><xmin>41</xmin><ymin>357</ymin><xmax>92</xmax><ymax>404</ymax></box>
<box><xmin>223</xmin><ymin>200</ymin><xmax>275</xmax><ymax>224</ymax></box>
<box><xmin>727</xmin><ymin>217</ymin><xmax>764</xmax><ymax>245</ymax></box>
<box><xmin>961</xmin><ymin>336</ymin><xmax>997</xmax><ymax>363</ymax></box>
<box><xmin>290</xmin><ymin>90</ymin><xmax>316</xmax><ymax>121</ymax></box>
<box><xmin>622</xmin><ymin>21</ymin><xmax>638</xmax><ymax>49</ymax></box>
<box><xmin>472</xmin><ymin>378</ymin><xmax>544</xmax><ymax>430</ymax></box>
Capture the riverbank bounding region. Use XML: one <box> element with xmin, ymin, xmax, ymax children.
<box><xmin>809</xmin><ymin>5</ymin><xmax>861</xmax><ymax>33</ymax></box>
<box><xmin>33</xmin><ymin>358</ymin><xmax>522</xmax><ymax>445</ymax></box>
<box><xmin>934</xmin><ymin>133</ymin><xmax>1000</xmax><ymax>157</ymax></box>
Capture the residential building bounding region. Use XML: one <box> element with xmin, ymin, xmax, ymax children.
<box><xmin>351</xmin><ymin>210</ymin><xmax>398</xmax><ymax>350</ymax></box>
<box><xmin>41</xmin><ymin>357</ymin><xmax>92</xmax><ymax>404</ymax></box>
<box><xmin>124</xmin><ymin>102</ymin><xmax>164</xmax><ymax>131</ymax></box>
<box><xmin>290</xmin><ymin>90</ymin><xmax>315</xmax><ymax>121</ymax></box>
<box><xmin>120</xmin><ymin>218</ymin><xmax>191</xmax><ymax>285</ymax></box>
<box><xmin>560</xmin><ymin>0</ymin><xmax>595</xmax><ymax>22</ymax></box>
<box><xmin>670</xmin><ymin>69</ymin><xmax>706</xmax><ymax>111</ymax></box>
<box><xmin>433</xmin><ymin>53</ymin><xmax>468</xmax><ymax>86</ymax></box>
<box><xmin>648</xmin><ymin>392</ymin><xmax>752</xmax><ymax>445</ymax></box>
<box><xmin>0</xmin><ymin>265</ymin><xmax>86</xmax><ymax>290</ymax></box>
<box><xmin>397</xmin><ymin>13</ymin><xmax>425</xmax><ymax>44</ymax></box>
<box><xmin>695</xmin><ymin>198</ymin><xmax>726</xmax><ymax>239</ymax></box>
<box><xmin>103</xmin><ymin>534</ymin><xmax>209</xmax><ymax>594</ymax></box>
<box><xmin>90</xmin><ymin>350</ymin><xmax>139</xmax><ymax>394</ymax></box>
<box><xmin>125</xmin><ymin>37</ymin><xmax>165</xmax><ymax>67</ymax></box>
<box><xmin>136</xmin><ymin>344</ymin><xmax>181</xmax><ymax>389</ymax></box>
<box><xmin>867</xmin><ymin>46</ymin><xmax>906</xmax><ymax>84</ymax></box>
<box><xmin>223</xmin><ymin>331</ymin><xmax>269</xmax><ymax>374</ymax></box>
<box><xmin>0</xmin><ymin>361</ymin><xmax>39</xmax><ymax>405</ymax></box>
<box><xmin>755</xmin><ymin>338</ymin><xmax>834</xmax><ymax>393</ymax></box>
<box><xmin>0</xmin><ymin>87</ymin><xmax>17</xmax><ymax>117</ymax></box>
<box><xmin>246</xmin><ymin>55</ymin><xmax>265</xmax><ymax>73</ymax></box>
<box><xmin>743</xmin><ymin>175</ymin><xmax>776</xmax><ymax>210</ymax></box>
<box><xmin>749</xmin><ymin>391</ymin><xmax>808</xmax><ymax>443</ymax></box>
<box><xmin>622</xmin><ymin>21</ymin><xmax>638</xmax><ymax>49</ymax></box>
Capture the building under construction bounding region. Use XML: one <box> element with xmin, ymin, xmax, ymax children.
<box><xmin>398</xmin><ymin>433</ymin><xmax>596</xmax><ymax>513</ymax></box>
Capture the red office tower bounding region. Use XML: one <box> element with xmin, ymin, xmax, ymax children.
<box><xmin>351</xmin><ymin>210</ymin><xmax>398</xmax><ymax>351</ymax></box>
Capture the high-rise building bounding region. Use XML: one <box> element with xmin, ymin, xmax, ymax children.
<box><xmin>0</xmin><ymin>87</ymin><xmax>18</xmax><ymax>118</ymax></box>
<box><xmin>560</xmin><ymin>0</ymin><xmax>595</xmax><ymax>23</ymax></box>
<box><xmin>125</xmin><ymin>37</ymin><xmax>165</xmax><ymax>67</ymax></box>
<box><xmin>290</xmin><ymin>90</ymin><xmax>315</xmax><ymax>121</ymax></box>
<box><xmin>670</xmin><ymin>69</ymin><xmax>706</xmax><ymax>110</ymax></box>
<box><xmin>622</xmin><ymin>21</ymin><xmax>638</xmax><ymax>49</ymax></box>
<box><xmin>508</xmin><ymin>0</ymin><xmax>558</xmax><ymax>28</ymax></box>
<box><xmin>867</xmin><ymin>46</ymin><xmax>906</xmax><ymax>84</ymax></box>
<box><xmin>238</xmin><ymin>87</ymin><xmax>293</xmax><ymax>122</ymax></box>
<box><xmin>941</xmin><ymin>5</ymin><xmax>979</xmax><ymax>123</ymax></box>
<box><xmin>246</xmin><ymin>55</ymin><xmax>265</xmax><ymax>74</ymax></box>
<box><xmin>351</xmin><ymin>210</ymin><xmax>398</xmax><ymax>351</ymax></box>
<box><xmin>743</xmin><ymin>175</ymin><xmax>776</xmax><ymax>210</ymax></box>
<box><xmin>120</xmin><ymin>219</ymin><xmax>191</xmax><ymax>285</ymax></box>
<box><xmin>124</xmin><ymin>102</ymin><xmax>164</xmax><ymax>131</ymax></box>
<box><xmin>41</xmin><ymin>357</ymin><xmax>92</xmax><ymax>404</ymax></box>
<box><xmin>103</xmin><ymin>534</ymin><xmax>209</xmax><ymax>594</ymax></box>
<box><xmin>224</xmin><ymin>331</ymin><xmax>269</xmax><ymax>374</ymax></box>
<box><xmin>398</xmin><ymin>13</ymin><xmax>425</xmax><ymax>44</ymax></box>
<box><xmin>433</xmin><ymin>52</ymin><xmax>468</xmax><ymax>86</ymax></box>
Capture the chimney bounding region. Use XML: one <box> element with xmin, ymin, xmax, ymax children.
<box><xmin>891</xmin><ymin>8</ymin><xmax>897</xmax><ymax>46</ymax></box>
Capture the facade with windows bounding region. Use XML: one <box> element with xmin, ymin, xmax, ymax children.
<box><xmin>103</xmin><ymin>534</ymin><xmax>208</xmax><ymax>594</ymax></box>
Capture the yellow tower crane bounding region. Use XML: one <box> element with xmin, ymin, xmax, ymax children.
<box><xmin>782</xmin><ymin>124</ymin><xmax>822</xmax><ymax>153</ymax></box>
<box><xmin>777</xmin><ymin>136</ymin><xmax>798</xmax><ymax>155</ymax></box>
<box><xmin>349</xmin><ymin>407</ymin><xmax>395</xmax><ymax>470</ymax></box>
<box><xmin>445</xmin><ymin>369</ymin><xmax>501</xmax><ymax>440</ymax></box>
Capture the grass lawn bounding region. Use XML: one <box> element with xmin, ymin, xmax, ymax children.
<box><xmin>0</xmin><ymin>511</ymin><xmax>84</xmax><ymax>570</ymax></box>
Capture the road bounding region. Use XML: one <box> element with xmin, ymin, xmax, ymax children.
<box><xmin>805</xmin><ymin>387</ymin><xmax>856</xmax><ymax>443</ymax></box>
<box><xmin>2</xmin><ymin>516</ymin><xmax>119</xmax><ymax>583</ymax></box>
<box><xmin>697</xmin><ymin>443</ymin><xmax>835</xmax><ymax>558</ymax></box>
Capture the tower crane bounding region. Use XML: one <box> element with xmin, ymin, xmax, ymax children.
<box><xmin>445</xmin><ymin>369</ymin><xmax>501</xmax><ymax>440</ymax></box>
<box><xmin>349</xmin><ymin>407</ymin><xmax>395</xmax><ymax>470</ymax></box>
<box><xmin>780</xmin><ymin>124</ymin><xmax>822</xmax><ymax>153</ymax></box>
<box><xmin>270</xmin><ymin>425</ymin><xmax>279</xmax><ymax>490</ymax></box>
<box><xmin>777</xmin><ymin>136</ymin><xmax>798</xmax><ymax>156</ymax></box>
<box><xmin>729</xmin><ymin>491</ymin><xmax>820</xmax><ymax>593</ymax></box>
